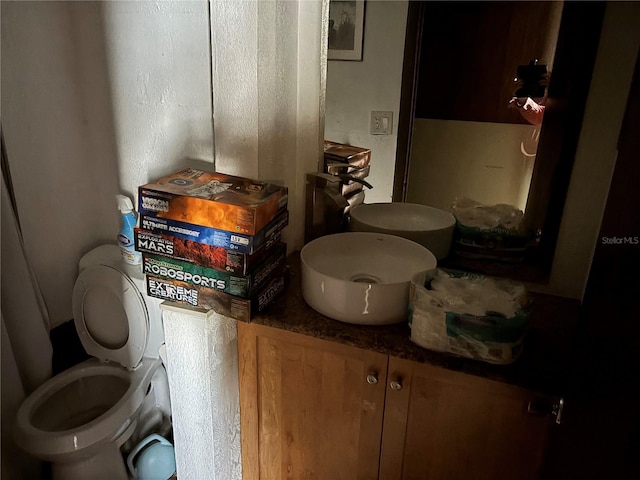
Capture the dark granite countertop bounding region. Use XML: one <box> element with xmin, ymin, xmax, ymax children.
<box><xmin>249</xmin><ymin>252</ymin><xmax>581</xmax><ymax>395</ymax></box>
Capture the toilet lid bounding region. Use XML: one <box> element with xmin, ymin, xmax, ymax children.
<box><xmin>72</xmin><ymin>265</ymin><xmax>148</xmax><ymax>369</ymax></box>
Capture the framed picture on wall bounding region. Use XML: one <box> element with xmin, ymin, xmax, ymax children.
<box><xmin>328</xmin><ymin>0</ymin><xmax>365</xmax><ymax>61</ymax></box>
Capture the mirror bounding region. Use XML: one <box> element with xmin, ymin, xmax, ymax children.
<box><xmin>406</xmin><ymin>1</ymin><xmax>563</xmax><ymax>214</ymax></box>
<box><xmin>325</xmin><ymin>0</ymin><xmax>606</xmax><ymax>283</ymax></box>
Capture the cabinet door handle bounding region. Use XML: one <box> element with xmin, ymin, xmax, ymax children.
<box><xmin>366</xmin><ymin>373</ymin><xmax>379</xmax><ymax>385</ymax></box>
<box><xmin>553</xmin><ymin>398</ymin><xmax>564</xmax><ymax>425</ymax></box>
<box><xmin>527</xmin><ymin>396</ymin><xmax>564</xmax><ymax>425</ymax></box>
<box><xmin>389</xmin><ymin>378</ymin><xmax>403</xmax><ymax>391</ymax></box>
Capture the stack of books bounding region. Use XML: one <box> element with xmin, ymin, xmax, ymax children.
<box><xmin>134</xmin><ymin>168</ymin><xmax>289</xmax><ymax>321</ymax></box>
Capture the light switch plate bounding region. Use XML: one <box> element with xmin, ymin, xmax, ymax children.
<box><xmin>370</xmin><ymin>111</ymin><xmax>393</xmax><ymax>135</ymax></box>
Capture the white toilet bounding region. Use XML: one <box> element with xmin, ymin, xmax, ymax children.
<box><xmin>15</xmin><ymin>245</ymin><xmax>172</xmax><ymax>480</ymax></box>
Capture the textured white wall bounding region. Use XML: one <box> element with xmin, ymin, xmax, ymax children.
<box><xmin>1</xmin><ymin>1</ymin><xmax>214</xmax><ymax>327</ymax></box>
<box><xmin>100</xmin><ymin>1</ymin><xmax>215</xmax><ymax>196</ymax></box>
<box><xmin>210</xmin><ymin>0</ymin><xmax>326</xmax><ymax>250</ymax></box>
<box><xmin>325</xmin><ymin>0</ymin><xmax>408</xmax><ymax>203</ymax></box>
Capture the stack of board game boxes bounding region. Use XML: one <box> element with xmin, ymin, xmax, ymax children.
<box><xmin>323</xmin><ymin>140</ymin><xmax>371</xmax><ymax>205</ymax></box>
<box><xmin>134</xmin><ymin>168</ymin><xmax>289</xmax><ymax>321</ymax></box>
<box><xmin>304</xmin><ymin>141</ymin><xmax>372</xmax><ymax>242</ymax></box>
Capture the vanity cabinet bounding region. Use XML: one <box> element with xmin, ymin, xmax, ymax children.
<box><xmin>238</xmin><ymin>322</ymin><xmax>553</xmax><ymax>480</ymax></box>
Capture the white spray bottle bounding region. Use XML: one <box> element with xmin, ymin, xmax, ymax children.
<box><xmin>116</xmin><ymin>194</ymin><xmax>142</xmax><ymax>265</ymax></box>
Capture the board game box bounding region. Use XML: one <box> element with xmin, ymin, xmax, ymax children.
<box><xmin>138</xmin><ymin>168</ymin><xmax>288</xmax><ymax>236</ymax></box>
<box><xmin>142</xmin><ymin>242</ymin><xmax>286</xmax><ymax>298</ymax></box>
<box><xmin>323</xmin><ymin>140</ymin><xmax>371</xmax><ymax>172</ymax></box>
<box><xmin>146</xmin><ymin>268</ymin><xmax>286</xmax><ymax>321</ymax></box>
<box><xmin>139</xmin><ymin>209</ymin><xmax>288</xmax><ymax>255</ymax></box>
<box><xmin>134</xmin><ymin>228</ymin><xmax>282</xmax><ymax>275</ymax></box>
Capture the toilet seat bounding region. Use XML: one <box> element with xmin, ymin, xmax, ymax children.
<box><xmin>73</xmin><ymin>265</ymin><xmax>149</xmax><ymax>369</ymax></box>
<box><xmin>15</xmin><ymin>358</ymin><xmax>162</xmax><ymax>462</ymax></box>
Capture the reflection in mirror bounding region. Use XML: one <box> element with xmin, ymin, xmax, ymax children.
<box><xmin>391</xmin><ymin>0</ymin><xmax>605</xmax><ymax>282</ymax></box>
<box><xmin>325</xmin><ymin>0</ymin><xmax>409</xmax><ymax>204</ymax></box>
<box><xmin>406</xmin><ymin>1</ymin><xmax>563</xmax><ymax>215</ymax></box>
<box><xmin>325</xmin><ymin>1</ymin><xmax>606</xmax><ymax>282</ymax></box>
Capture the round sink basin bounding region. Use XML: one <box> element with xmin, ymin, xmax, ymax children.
<box><xmin>349</xmin><ymin>202</ymin><xmax>456</xmax><ymax>259</ymax></box>
<box><xmin>301</xmin><ymin>232</ymin><xmax>437</xmax><ymax>325</ymax></box>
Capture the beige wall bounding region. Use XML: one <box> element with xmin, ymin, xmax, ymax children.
<box><xmin>407</xmin><ymin>119</ymin><xmax>538</xmax><ymax>212</ymax></box>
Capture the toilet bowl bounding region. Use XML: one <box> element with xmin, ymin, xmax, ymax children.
<box><xmin>15</xmin><ymin>245</ymin><xmax>171</xmax><ymax>480</ymax></box>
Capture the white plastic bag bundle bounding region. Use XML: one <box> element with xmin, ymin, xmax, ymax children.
<box><xmin>451</xmin><ymin>198</ymin><xmax>523</xmax><ymax>230</ymax></box>
<box><xmin>409</xmin><ymin>269</ymin><xmax>530</xmax><ymax>364</ymax></box>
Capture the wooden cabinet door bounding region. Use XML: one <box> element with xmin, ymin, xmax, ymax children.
<box><xmin>238</xmin><ymin>322</ymin><xmax>388</xmax><ymax>480</ymax></box>
<box><xmin>380</xmin><ymin>357</ymin><xmax>552</xmax><ymax>480</ymax></box>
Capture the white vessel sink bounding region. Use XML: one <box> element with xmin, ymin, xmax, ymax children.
<box><xmin>301</xmin><ymin>232</ymin><xmax>437</xmax><ymax>325</ymax></box>
<box><xmin>349</xmin><ymin>202</ymin><xmax>456</xmax><ymax>259</ymax></box>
